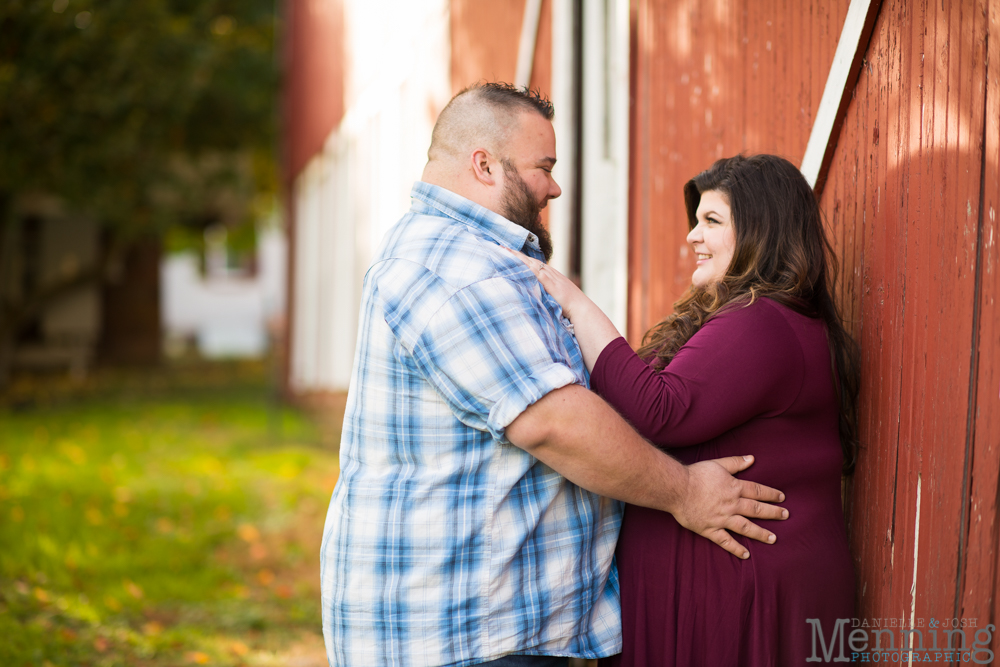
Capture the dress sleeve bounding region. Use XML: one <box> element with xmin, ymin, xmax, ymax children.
<box><xmin>589</xmin><ymin>299</ymin><xmax>806</xmax><ymax>447</ymax></box>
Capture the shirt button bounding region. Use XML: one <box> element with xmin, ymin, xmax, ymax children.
<box><xmin>528</xmin><ymin>234</ymin><xmax>536</xmax><ymax>242</ymax></box>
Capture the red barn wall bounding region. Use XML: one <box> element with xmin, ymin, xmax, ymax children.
<box><xmin>280</xmin><ymin>0</ymin><xmax>346</xmax><ymax>396</ymax></box>
<box><xmin>627</xmin><ymin>0</ymin><xmax>850</xmax><ymax>343</ymax></box>
<box><xmin>450</xmin><ymin>0</ymin><xmax>553</xmax><ymax>228</ymax></box>
<box><xmin>968</xmin><ymin>0</ymin><xmax>1000</xmax><ymax>634</ymax></box>
<box><xmin>821</xmin><ymin>0</ymin><xmax>1000</xmax><ymax>632</ymax></box>
<box><xmin>283</xmin><ymin>0</ymin><xmax>345</xmax><ymax>183</ymax></box>
<box><xmin>450</xmin><ymin>0</ymin><xmax>552</xmax><ymax>95</ymax></box>
<box><xmin>629</xmin><ymin>0</ymin><xmax>1000</xmax><ymax>640</ymax></box>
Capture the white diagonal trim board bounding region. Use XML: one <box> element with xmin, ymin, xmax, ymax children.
<box><xmin>801</xmin><ymin>0</ymin><xmax>879</xmax><ymax>189</ymax></box>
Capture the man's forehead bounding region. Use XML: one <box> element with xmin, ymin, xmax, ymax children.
<box><xmin>510</xmin><ymin>112</ymin><xmax>557</xmax><ymax>156</ymax></box>
<box><xmin>514</xmin><ymin>111</ymin><xmax>555</xmax><ymax>135</ymax></box>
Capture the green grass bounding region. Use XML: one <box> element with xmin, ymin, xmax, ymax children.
<box><xmin>0</xmin><ymin>361</ymin><xmax>339</xmax><ymax>666</ymax></box>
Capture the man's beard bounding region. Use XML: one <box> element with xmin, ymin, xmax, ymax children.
<box><xmin>500</xmin><ymin>159</ymin><xmax>553</xmax><ymax>261</ymax></box>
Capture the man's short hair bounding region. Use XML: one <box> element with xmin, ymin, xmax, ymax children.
<box><xmin>459</xmin><ymin>81</ymin><xmax>554</xmax><ymax>121</ymax></box>
<box><xmin>428</xmin><ymin>82</ymin><xmax>554</xmax><ymax>162</ymax></box>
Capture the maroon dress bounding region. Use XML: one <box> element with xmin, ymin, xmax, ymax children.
<box><xmin>591</xmin><ymin>298</ymin><xmax>854</xmax><ymax>667</ymax></box>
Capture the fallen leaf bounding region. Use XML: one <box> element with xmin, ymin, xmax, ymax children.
<box><xmin>231</xmin><ymin>641</ymin><xmax>250</xmax><ymax>656</ymax></box>
<box><xmin>85</xmin><ymin>507</ymin><xmax>104</xmax><ymax>525</ymax></box>
<box><xmin>60</xmin><ymin>442</ymin><xmax>87</xmax><ymax>465</ymax></box>
<box><xmin>186</xmin><ymin>651</ymin><xmax>211</xmax><ymax>664</ymax></box>
<box><xmin>238</xmin><ymin>524</ymin><xmax>260</xmax><ymax>543</ymax></box>
<box><xmin>256</xmin><ymin>569</ymin><xmax>274</xmax><ymax>586</ymax></box>
<box><xmin>124</xmin><ymin>580</ymin><xmax>144</xmax><ymax>599</ymax></box>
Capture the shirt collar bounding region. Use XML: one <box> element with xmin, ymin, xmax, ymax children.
<box><xmin>410</xmin><ymin>181</ymin><xmax>544</xmax><ymax>258</ymax></box>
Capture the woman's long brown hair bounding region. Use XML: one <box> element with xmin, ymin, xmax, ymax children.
<box><xmin>636</xmin><ymin>154</ymin><xmax>861</xmax><ymax>473</ymax></box>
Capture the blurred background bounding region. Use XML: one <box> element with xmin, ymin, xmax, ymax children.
<box><xmin>2</xmin><ymin>0</ymin><xmax>999</xmax><ymax>664</ymax></box>
<box><xmin>1</xmin><ymin>1</ymin><xmax>329</xmax><ymax>665</ymax></box>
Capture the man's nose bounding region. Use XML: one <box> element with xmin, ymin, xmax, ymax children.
<box><xmin>549</xmin><ymin>178</ymin><xmax>562</xmax><ymax>200</ymax></box>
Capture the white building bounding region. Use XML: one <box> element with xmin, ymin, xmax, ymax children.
<box><xmin>161</xmin><ymin>220</ymin><xmax>286</xmax><ymax>359</ymax></box>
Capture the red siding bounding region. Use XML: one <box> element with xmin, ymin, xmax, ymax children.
<box><xmin>820</xmin><ymin>0</ymin><xmax>997</xmax><ymax>629</ymax></box>
<box><xmin>630</xmin><ymin>0</ymin><xmax>1000</xmax><ymax>643</ymax></box>
<box><xmin>450</xmin><ymin>0</ymin><xmax>553</xmax><ymax>229</ymax></box>
<box><xmin>450</xmin><ymin>0</ymin><xmax>552</xmax><ymax>96</ymax></box>
<box><xmin>280</xmin><ymin>0</ymin><xmax>345</xmax><ymax>396</ymax></box>
<box><xmin>962</xmin><ymin>0</ymin><xmax>1000</xmax><ymax>633</ymax></box>
<box><xmin>283</xmin><ymin>0</ymin><xmax>345</xmax><ymax>182</ymax></box>
<box><xmin>628</xmin><ymin>0</ymin><xmax>850</xmax><ymax>343</ymax></box>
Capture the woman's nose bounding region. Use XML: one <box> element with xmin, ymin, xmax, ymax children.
<box><xmin>686</xmin><ymin>225</ymin><xmax>701</xmax><ymax>244</ymax></box>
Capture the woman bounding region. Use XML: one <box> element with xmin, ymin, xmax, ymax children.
<box><xmin>518</xmin><ymin>154</ymin><xmax>859</xmax><ymax>666</ymax></box>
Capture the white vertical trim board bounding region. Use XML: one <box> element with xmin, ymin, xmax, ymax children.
<box><xmin>515</xmin><ymin>0</ymin><xmax>544</xmax><ymax>89</ymax></box>
<box><xmin>548</xmin><ymin>0</ymin><xmax>578</xmax><ymax>276</ymax></box>
<box><xmin>580</xmin><ymin>0</ymin><xmax>630</xmax><ymax>332</ymax></box>
<box><xmin>316</xmin><ymin>154</ymin><xmax>334</xmax><ymax>387</ymax></box>
<box><xmin>321</xmin><ymin>136</ymin><xmax>356</xmax><ymax>389</ymax></box>
<box><xmin>291</xmin><ymin>159</ymin><xmax>322</xmax><ymax>391</ymax></box>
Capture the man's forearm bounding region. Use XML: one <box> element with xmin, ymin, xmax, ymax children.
<box><xmin>505</xmin><ymin>384</ymin><xmax>689</xmax><ymax>513</ymax></box>
<box><xmin>506</xmin><ymin>383</ymin><xmax>786</xmax><ymax>559</ymax></box>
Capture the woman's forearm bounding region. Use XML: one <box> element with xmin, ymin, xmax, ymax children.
<box><xmin>507</xmin><ymin>248</ymin><xmax>624</xmax><ymax>369</ymax></box>
<box><xmin>569</xmin><ymin>298</ymin><xmax>623</xmax><ymax>371</ymax></box>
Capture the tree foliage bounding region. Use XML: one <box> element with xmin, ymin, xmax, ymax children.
<box><xmin>0</xmin><ymin>0</ymin><xmax>279</xmax><ymax>233</ymax></box>
<box><xmin>0</xmin><ymin>0</ymin><xmax>279</xmax><ymax>346</ymax></box>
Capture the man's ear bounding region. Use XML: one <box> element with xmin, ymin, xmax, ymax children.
<box><xmin>471</xmin><ymin>149</ymin><xmax>497</xmax><ymax>186</ymax></box>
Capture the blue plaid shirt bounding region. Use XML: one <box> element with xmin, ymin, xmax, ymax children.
<box><xmin>320</xmin><ymin>182</ymin><xmax>623</xmax><ymax>667</ymax></box>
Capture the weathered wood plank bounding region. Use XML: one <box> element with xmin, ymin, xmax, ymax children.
<box><xmin>801</xmin><ymin>0</ymin><xmax>882</xmax><ymax>192</ymax></box>
<box><xmin>960</xmin><ymin>0</ymin><xmax>1000</xmax><ymax>648</ymax></box>
<box><xmin>628</xmin><ymin>0</ymin><xmax>996</xmax><ymax>643</ymax></box>
<box><xmin>818</xmin><ymin>0</ymin><xmax>991</xmax><ymax>631</ymax></box>
<box><xmin>627</xmin><ymin>0</ymin><xmax>850</xmax><ymax>343</ymax></box>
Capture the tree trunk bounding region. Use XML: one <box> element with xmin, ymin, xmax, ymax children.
<box><xmin>97</xmin><ymin>235</ymin><xmax>162</xmax><ymax>366</ymax></box>
<box><xmin>0</xmin><ymin>195</ymin><xmax>15</xmax><ymax>388</ymax></box>
<box><xmin>0</xmin><ymin>331</ymin><xmax>12</xmax><ymax>389</ymax></box>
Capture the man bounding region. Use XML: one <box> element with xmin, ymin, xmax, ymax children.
<box><xmin>320</xmin><ymin>83</ymin><xmax>786</xmax><ymax>667</ymax></box>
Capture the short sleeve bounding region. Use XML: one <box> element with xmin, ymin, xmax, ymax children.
<box><xmin>377</xmin><ymin>260</ymin><xmax>582</xmax><ymax>442</ymax></box>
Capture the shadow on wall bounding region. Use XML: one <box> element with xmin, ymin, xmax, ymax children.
<box><xmin>821</xmin><ymin>0</ymin><xmax>998</xmax><ymax>637</ymax></box>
